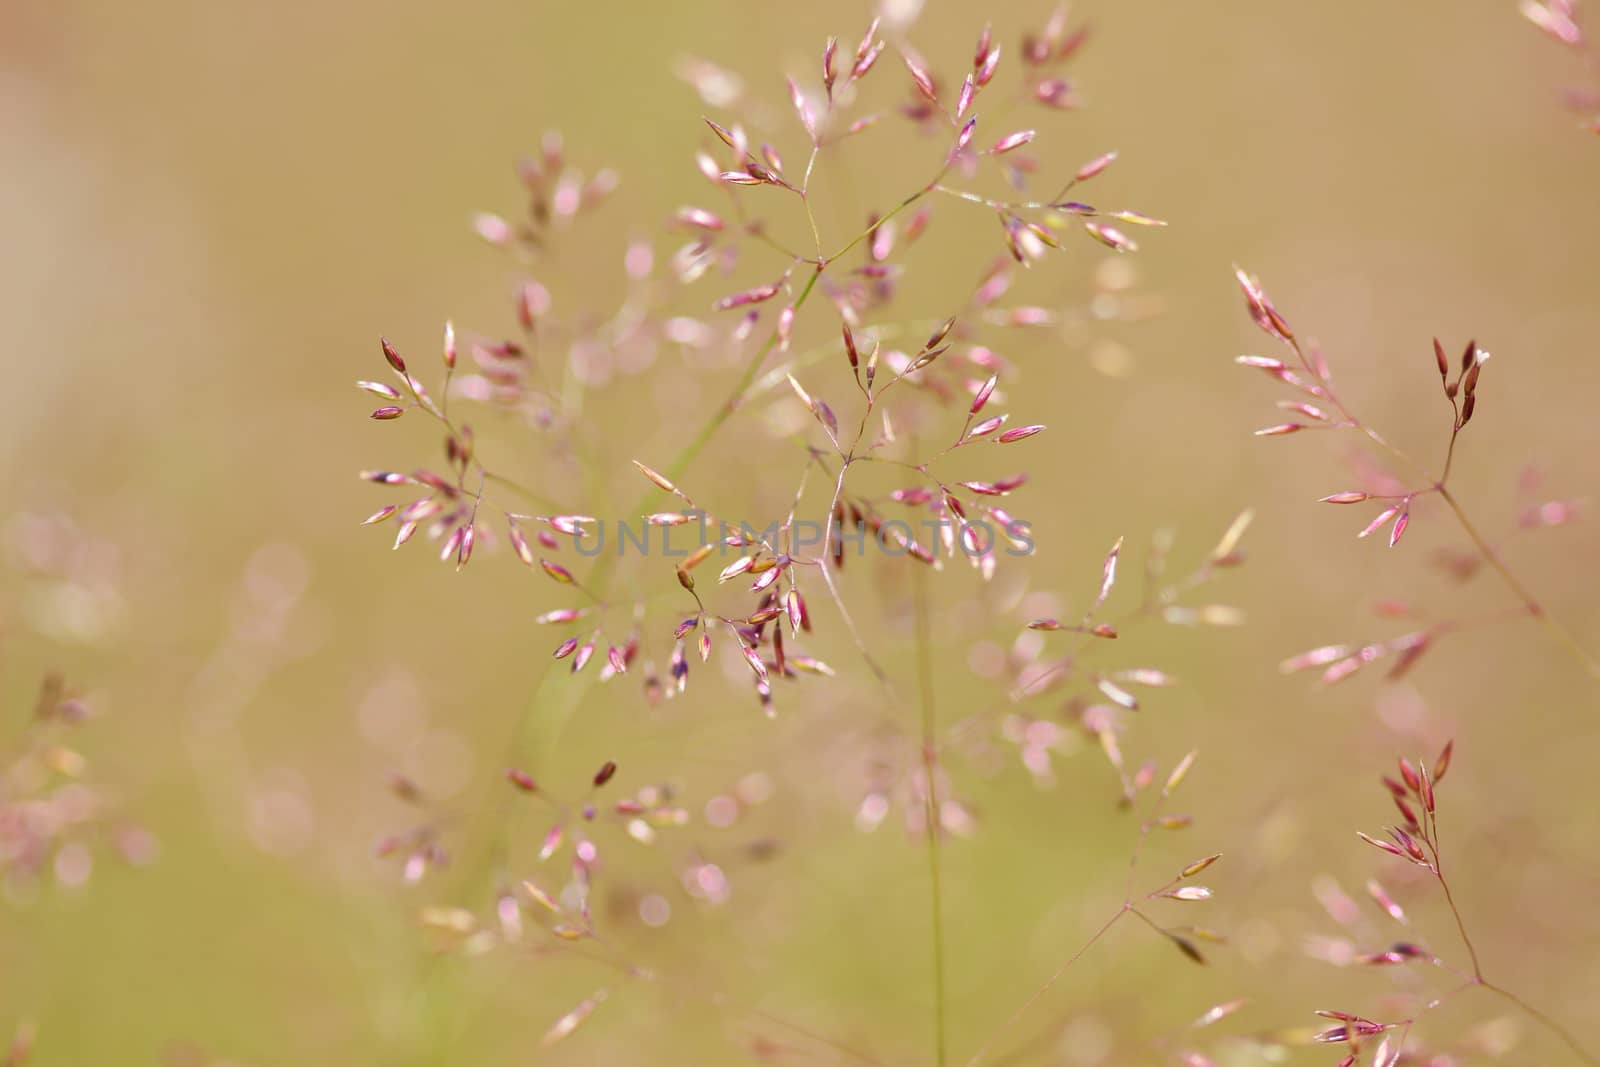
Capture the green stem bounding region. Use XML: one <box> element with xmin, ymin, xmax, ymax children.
<box><xmin>913</xmin><ymin>561</ymin><xmax>948</xmax><ymax>1067</ymax></box>
<box><xmin>666</xmin><ymin>266</ymin><xmax>824</xmax><ymax>485</ymax></box>
<box><xmin>961</xmin><ymin>909</ymin><xmax>1126</xmax><ymax>1067</ymax></box>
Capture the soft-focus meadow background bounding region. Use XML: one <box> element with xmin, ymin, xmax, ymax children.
<box><xmin>4</xmin><ymin>0</ymin><xmax>1599</xmax><ymax>1063</ymax></box>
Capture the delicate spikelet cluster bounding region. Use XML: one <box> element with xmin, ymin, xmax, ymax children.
<box><xmin>1234</xmin><ymin>269</ymin><xmax>1600</xmax><ymax>684</ymax></box>
<box><xmin>1300</xmin><ymin>744</ymin><xmax>1599</xmax><ymax>1066</ymax></box>
<box><xmin>1</xmin><ymin>674</ymin><xmax>155</xmax><ymax>892</ymax></box>
<box><xmin>356</xmin><ymin>9</ymin><xmax>1173</xmax><ymax>722</ymax></box>
<box><xmin>997</xmin><ymin>515</ymin><xmax>1251</xmax><ymax>797</ymax></box>
<box><xmin>371</xmin><ymin>770</ymin><xmax>451</xmax><ymax>885</ymax></box>
<box><xmin>350</xmin><ymin>8</ymin><xmax>1252</xmax><ymax>1062</ymax></box>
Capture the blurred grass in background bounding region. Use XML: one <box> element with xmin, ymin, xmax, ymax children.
<box><xmin>3</xmin><ymin>0</ymin><xmax>1599</xmax><ymax>1063</ymax></box>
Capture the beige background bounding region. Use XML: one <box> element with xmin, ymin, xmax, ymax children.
<box><xmin>3</xmin><ymin>1</ymin><xmax>1598</xmax><ymax>1063</ymax></box>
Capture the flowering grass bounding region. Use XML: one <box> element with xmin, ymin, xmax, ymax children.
<box><xmin>342</xmin><ymin>7</ymin><xmax>1600</xmax><ymax>1065</ymax></box>
<box><xmin>6</xmin><ymin>3</ymin><xmax>1600</xmax><ymax>1065</ymax></box>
